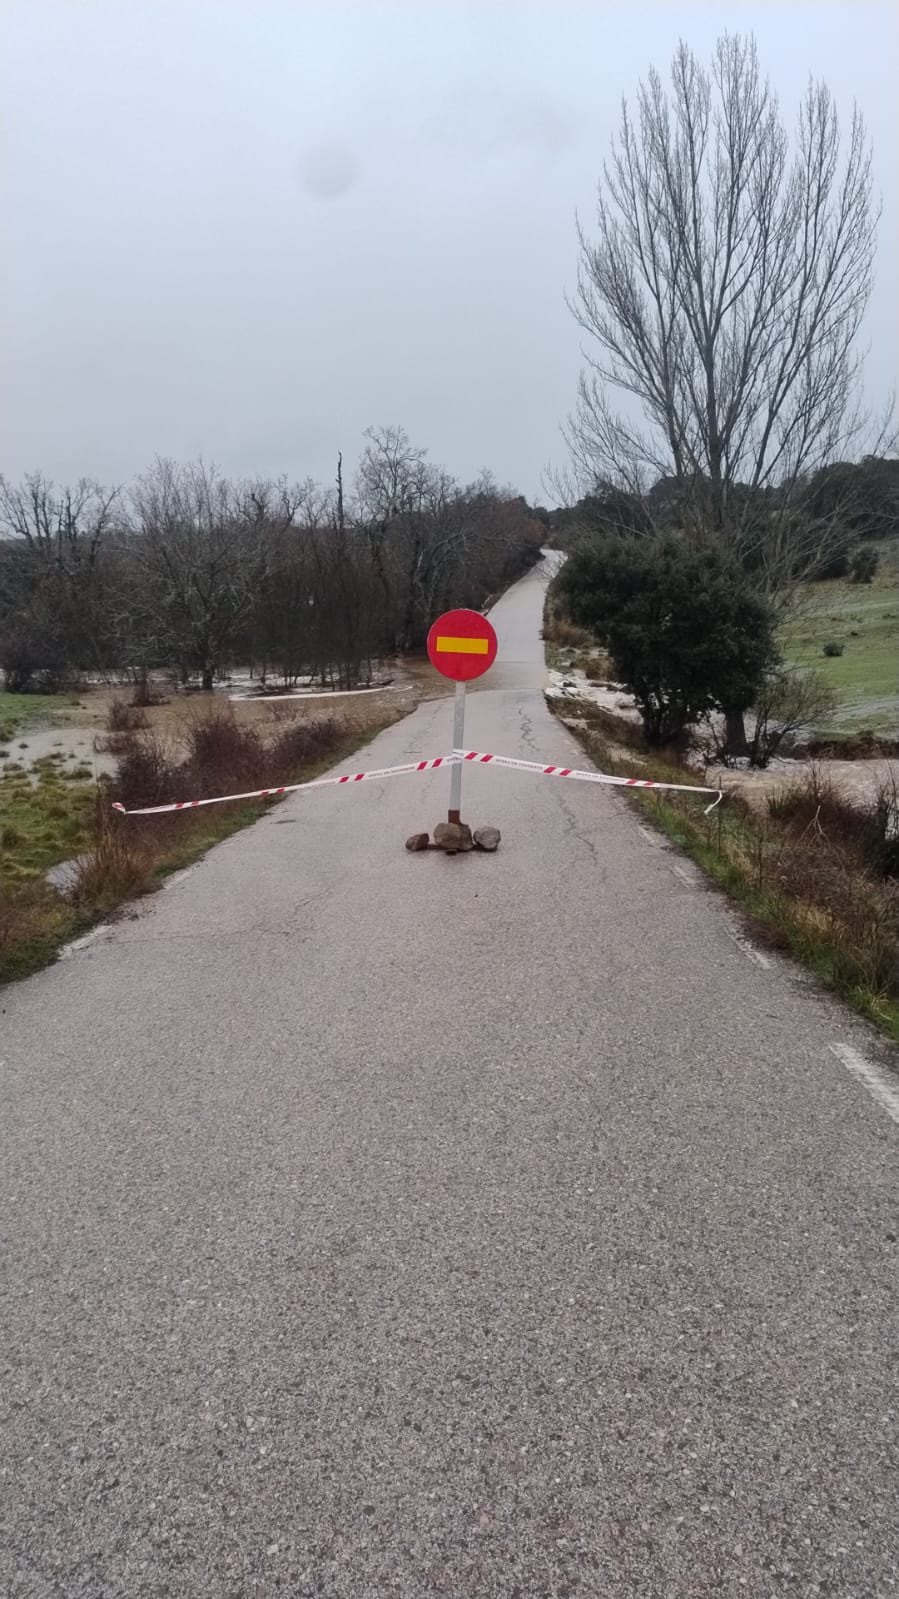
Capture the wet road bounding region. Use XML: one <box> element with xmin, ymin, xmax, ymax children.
<box><xmin>1</xmin><ymin>558</ymin><xmax>897</xmax><ymax>1597</ymax></box>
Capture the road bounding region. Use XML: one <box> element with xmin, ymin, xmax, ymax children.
<box><xmin>2</xmin><ymin>558</ymin><xmax>897</xmax><ymax>1598</ymax></box>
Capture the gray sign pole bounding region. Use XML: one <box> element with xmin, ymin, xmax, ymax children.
<box><xmin>448</xmin><ymin>680</ymin><xmax>465</xmax><ymax>823</ymax></box>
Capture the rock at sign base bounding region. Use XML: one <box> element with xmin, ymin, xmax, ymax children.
<box><xmin>433</xmin><ymin>821</ymin><xmax>474</xmax><ymax>854</ymax></box>
<box><xmin>405</xmin><ymin>832</ymin><xmax>431</xmax><ymax>852</ymax></box>
<box><xmin>473</xmin><ymin>826</ymin><xmax>501</xmax><ymax>852</ymax></box>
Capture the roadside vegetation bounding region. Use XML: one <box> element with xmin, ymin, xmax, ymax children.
<box><xmin>540</xmin><ymin>30</ymin><xmax>898</xmax><ymax>1039</ymax></box>
<box><xmin>0</xmin><ymin>423</ymin><xmax>545</xmax><ymax>986</ymax></box>
<box><xmin>0</xmin><ymin>707</ymin><xmax>397</xmax><ymax>985</ymax></box>
<box><xmin>545</xmin><ymin>589</ymin><xmax>899</xmax><ymax>1041</ymax></box>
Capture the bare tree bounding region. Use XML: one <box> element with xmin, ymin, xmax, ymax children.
<box><xmin>0</xmin><ymin>472</ymin><xmax>120</xmax><ymax>682</ymax></box>
<box><xmin>566</xmin><ymin>33</ymin><xmax>891</xmax><ymax>750</ymax></box>
<box><xmin>0</xmin><ymin>472</ymin><xmax>119</xmax><ymax>567</ymax></box>
<box><xmin>1</xmin><ymin>434</ymin><xmax>545</xmax><ymax>697</ymax></box>
<box><xmin>126</xmin><ymin>459</ymin><xmax>264</xmax><ymax>689</ymax></box>
<box><xmin>568</xmin><ymin>35</ymin><xmax>889</xmax><ymax>569</ymax></box>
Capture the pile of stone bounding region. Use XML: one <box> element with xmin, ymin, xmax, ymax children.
<box><xmin>405</xmin><ymin>823</ymin><xmax>501</xmax><ymax>855</ymax></box>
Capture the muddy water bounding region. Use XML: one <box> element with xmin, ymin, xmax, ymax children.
<box><xmin>1</xmin><ymin>724</ymin><xmax>116</xmax><ymax>777</ymax></box>
<box><xmin>706</xmin><ymin>754</ymin><xmax>899</xmax><ymax>813</ymax></box>
<box><xmin>549</xmin><ymin>673</ymin><xmax>899</xmax><ymax>816</ymax></box>
<box><xmin>1</xmin><ymin>677</ymin><xmax>414</xmax><ymax>781</ymax></box>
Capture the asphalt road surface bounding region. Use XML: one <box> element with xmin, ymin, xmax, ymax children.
<box><xmin>2</xmin><ymin>558</ymin><xmax>897</xmax><ymax>1598</ymax></box>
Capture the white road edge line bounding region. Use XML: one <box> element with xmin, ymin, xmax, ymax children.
<box><xmin>637</xmin><ymin>825</ymin><xmax>659</xmax><ymax>847</ymax></box>
<box><xmin>726</xmin><ymin>930</ymin><xmax>772</xmax><ymax>970</ymax></box>
<box><xmin>671</xmin><ymin>863</ymin><xmax>698</xmax><ymax>885</ymax></box>
<box><xmin>60</xmin><ymin>923</ymin><xmax>110</xmax><ymax>959</ymax></box>
<box><xmin>829</xmin><ymin>1043</ymin><xmax>899</xmax><ymax>1128</ymax></box>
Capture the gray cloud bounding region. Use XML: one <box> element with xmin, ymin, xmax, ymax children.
<box><xmin>422</xmin><ymin>82</ymin><xmax>576</xmax><ymax>161</ymax></box>
<box><xmin>300</xmin><ymin>144</ymin><xmax>358</xmax><ymax>199</ymax></box>
<box><xmin>1</xmin><ymin>0</ymin><xmax>895</xmax><ymax>506</ymax></box>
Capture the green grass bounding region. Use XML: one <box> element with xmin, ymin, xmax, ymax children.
<box><xmin>779</xmin><ymin>541</ymin><xmax>899</xmax><ymax>735</ymax></box>
<box><xmin>0</xmin><ymin>756</ymin><xmax>96</xmax><ymax>882</ymax></box>
<box><xmin>548</xmin><ymin>700</ymin><xmax>899</xmax><ymax>1044</ymax></box>
<box><xmin>0</xmin><ymin>689</ymin><xmax>79</xmax><ymax>743</ymax></box>
<box><xmin>0</xmin><ymin>757</ymin><xmax>98</xmax><ymax>982</ymax></box>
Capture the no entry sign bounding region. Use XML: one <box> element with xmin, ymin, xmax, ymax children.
<box><xmin>426</xmin><ymin>609</ymin><xmax>498</xmax><ymax>682</ymax></box>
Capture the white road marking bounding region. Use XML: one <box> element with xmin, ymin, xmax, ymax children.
<box><xmin>637</xmin><ymin>825</ymin><xmax>659</xmax><ymax>847</ymax></box>
<box><xmin>60</xmin><ymin>924</ymin><xmax>110</xmax><ymax>959</ymax></box>
<box><xmin>726</xmin><ymin>930</ymin><xmax>772</xmax><ymax>970</ymax></box>
<box><xmin>671</xmin><ymin>863</ymin><xmax>698</xmax><ymax>885</ymax></box>
<box><xmin>829</xmin><ymin>1043</ymin><xmax>899</xmax><ymax>1128</ymax></box>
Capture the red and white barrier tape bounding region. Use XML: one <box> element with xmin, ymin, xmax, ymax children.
<box><xmin>110</xmin><ymin>755</ymin><xmax>454</xmax><ymax>816</ymax></box>
<box><xmin>112</xmin><ymin>747</ymin><xmax>724</xmax><ymax>817</ymax></box>
<box><xmin>454</xmin><ymin>750</ymin><xmax>724</xmax><ymax>812</ymax></box>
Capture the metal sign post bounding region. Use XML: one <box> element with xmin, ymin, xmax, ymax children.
<box><xmin>425</xmin><ymin>607</ymin><xmax>499</xmax><ymax>841</ymax></box>
<box><xmin>448</xmin><ymin>680</ymin><xmax>466</xmax><ymax>823</ymax></box>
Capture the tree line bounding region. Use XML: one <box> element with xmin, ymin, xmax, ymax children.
<box><xmin>0</xmin><ymin>425</ymin><xmax>545</xmax><ymax>696</ymax></box>
<box><xmin>549</xmin><ymin>455</ymin><xmax>898</xmax><ymax>578</ymax></box>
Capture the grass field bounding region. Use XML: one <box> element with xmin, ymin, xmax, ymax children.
<box><xmin>779</xmin><ymin>541</ymin><xmax>899</xmax><ymax>736</ymax></box>
<box><xmin>0</xmin><ymin>689</ymin><xmax>79</xmax><ymax>747</ymax></box>
<box><xmin>0</xmin><ymin>753</ymin><xmax>97</xmax><ymax>981</ymax></box>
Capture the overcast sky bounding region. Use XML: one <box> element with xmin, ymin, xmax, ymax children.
<box><xmin>2</xmin><ymin>0</ymin><xmax>897</xmax><ymax>502</ymax></box>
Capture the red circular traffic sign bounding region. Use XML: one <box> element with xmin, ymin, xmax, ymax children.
<box><xmin>426</xmin><ymin>608</ymin><xmax>498</xmax><ymax>682</ymax></box>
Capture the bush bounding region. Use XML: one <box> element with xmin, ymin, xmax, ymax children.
<box><xmin>108</xmin><ymin>712</ymin><xmax>345</xmax><ymax>817</ymax></box>
<box><xmin>814</xmin><ymin>546</ymin><xmax>851</xmax><ymax>581</ymax></box>
<box><xmin>541</xmin><ymin>607</ymin><xmax>594</xmax><ymax>651</ymax></box>
<box><xmin>72</xmin><ymin>805</ymin><xmax>156</xmax><ymax>906</ymax></box>
<box><xmin>107</xmin><ymin>697</ymin><xmax>150</xmax><ymax>732</ymax></box>
<box><xmin>850</xmin><ymin>546</ymin><xmax>879</xmax><ymax>584</ymax></box>
<box><xmin>822</xmin><ymin>640</ymin><xmax>844</xmax><ymax>657</ymax></box>
<box><xmin>184</xmin><ymin>716</ymin><xmax>267</xmax><ymax>792</ymax></box>
<box><xmin>269</xmin><ymin>719</ymin><xmax>342</xmax><ymax>773</ymax></box>
<box><xmin>768</xmin><ymin>769</ymin><xmax>899</xmax><ymax>880</ymax></box>
<box><xmin>556</xmin><ymin>535</ymin><xmax>775</xmax><ymax>745</ymax></box>
<box><xmin>111</xmin><ymin>732</ymin><xmax>182</xmax><ymax>812</ymax></box>
<box><xmin>745</xmin><ymin>666</ymin><xmax>836</xmax><ymax>768</ymax></box>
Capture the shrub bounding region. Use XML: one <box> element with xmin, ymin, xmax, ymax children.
<box><xmin>850</xmin><ymin>546</ymin><xmax>879</xmax><ymax>584</ymax></box>
<box><xmin>768</xmin><ymin>769</ymin><xmax>899</xmax><ymax>880</ymax></box>
<box><xmin>72</xmin><ymin>813</ymin><xmax>156</xmax><ymax>906</ymax></box>
<box><xmin>184</xmin><ymin>716</ymin><xmax>267</xmax><ymax>792</ymax></box>
<box><xmin>111</xmin><ymin>732</ymin><xmax>182</xmax><ymax>812</ymax></box>
<box><xmin>745</xmin><ymin>666</ymin><xmax>836</xmax><ymax>767</ymax></box>
<box><xmin>542</xmin><ymin>609</ymin><xmax>594</xmax><ymax>650</ymax></box>
<box><xmin>107</xmin><ymin>698</ymin><xmax>150</xmax><ymax>733</ymax></box>
<box><xmin>814</xmin><ymin>546</ymin><xmax>851</xmax><ymax>581</ymax></box>
<box><xmin>270</xmin><ymin>719</ymin><xmax>342</xmax><ymax>773</ymax></box>
<box><xmin>822</xmin><ymin>640</ymin><xmax>844</xmax><ymax>657</ymax></box>
<box><xmin>556</xmin><ymin>534</ymin><xmax>775</xmax><ymax>744</ymax></box>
